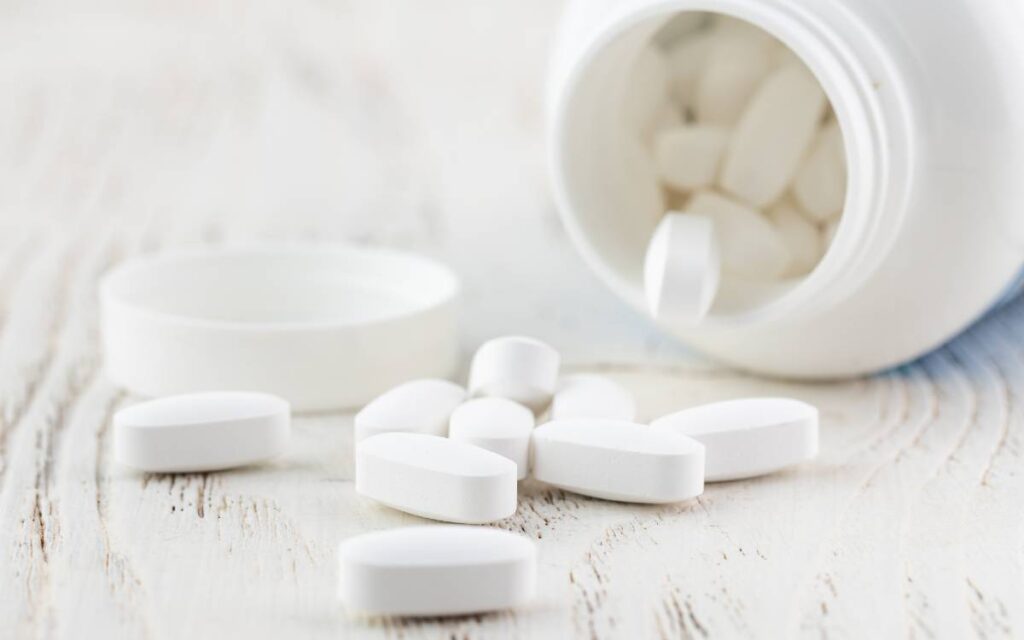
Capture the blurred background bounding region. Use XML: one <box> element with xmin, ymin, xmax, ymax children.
<box><xmin>0</xmin><ymin>1</ymin><xmax>689</xmax><ymax>364</ymax></box>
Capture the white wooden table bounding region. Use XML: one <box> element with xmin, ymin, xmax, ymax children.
<box><xmin>2</xmin><ymin>3</ymin><xmax>1023</xmax><ymax>638</ymax></box>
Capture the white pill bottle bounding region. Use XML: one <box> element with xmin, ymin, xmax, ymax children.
<box><xmin>547</xmin><ymin>0</ymin><xmax>1024</xmax><ymax>378</ymax></box>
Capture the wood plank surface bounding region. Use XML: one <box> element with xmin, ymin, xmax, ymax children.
<box><xmin>1</xmin><ymin>2</ymin><xmax>1022</xmax><ymax>638</ymax></box>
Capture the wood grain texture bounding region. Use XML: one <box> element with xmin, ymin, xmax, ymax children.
<box><xmin>1</xmin><ymin>2</ymin><xmax>1023</xmax><ymax>638</ymax></box>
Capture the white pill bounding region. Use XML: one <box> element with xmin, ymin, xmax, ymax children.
<box><xmin>469</xmin><ymin>336</ymin><xmax>560</xmax><ymax>413</ymax></box>
<box><xmin>793</xmin><ymin>122</ymin><xmax>846</xmax><ymax>221</ymax></box>
<box><xmin>353</xmin><ymin>378</ymin><xmax>466</xmax><ymax>443</ymax></box>
<box><xmin>550</xmin><ymin>375</ymin><xmax>636</xmax><ymax>422</ymax></box>
<box><xmin>644</xmin><ymin>212</ymin><xmax>720</xmax><ymax>321</ymax></box>
<box><xmin>113</xmin><ymin>392</ymin><xmax>290</xmax><ymax>473</ymax></box>
<box><xmin>338</xmin><ymin>526</ymin><xmax>536</xmax><ymax>616</ymax></box>
<box><xmin>768</xmin><ymin>202</ymin><xmax>823</xmax><ymax>277</ymax></box>
<box><xmin>695</xmin><ymin>34</ymin><xmax>774</xmax><ymax>126</ymax></box>
<box><xmin>654</xmin><ymin>125</ymin><xmax>730</xmax><ymax>191</ymax></box>
<box><xmin>651</xmin><ymin>397</ymin><xmax>818</xmax><ymax>482</ymax></box>
<box><xmin>720</xmin><ymin>63</ymin><xmax>828</xmax><ymax>207</ymax></box>
<box><xmin>448</xmin><ymin>398</ymin><xmax>534</xmax><ymax>480</ymax></box>
<box><xmin>644</xmin><ymin>103</ymin><xmax>684</xmax><ymax>144</ymax></box>
<box><xmin>666</xmin><ymin>33</ymin><xmax>713</xmax><ymax>110</ymax></box>
<box><xmin>686</xmin><ymin>191</ymin><xmax>791</xmax><ymax>279</ymax></box>
<box><xmin>531</xmin><ymin>419</ymin><xmax>705</xmax><ymax>504</ymax></box>
<box><xmin>622</xmin><ymin>46</ymin><xmax>670</xmax><ymax>133</ymax></box>
<box><xmin>356</xmin><ymin>432</ymin><xmax>517</xmax><ymax>524</ymax></box>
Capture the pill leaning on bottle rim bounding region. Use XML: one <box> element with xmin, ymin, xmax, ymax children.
<box><xmin>448</xmin><ymin>397</ymin><xmax>535</xmax><ymax>480</ymax></box>
<box><xmin>355</xmin><ymin>432</ymin><xmax>518</xmax><ymax>524</ymax></box>
<box><xmin>468</xmin><ymin>336</ymin><xmax>561</xmax><ymax>413</ymax></box>
<box><xmin>651</xmin><ymin>397</ymin><xmax>819</xmax><ymax>482</ymax></box>
<box><xmin>644</xmin><ymin>212</ymin><xmax>720</xmax><ymax>322</ymax></box>
<box><xmin>113</xmin><ymin>391</ymin><xmax>291</xmax><ymax>473</ymax></box>
<box><xmin>531</xmin><ymin>419</ymin><xmax>705</xmax><ymax>504</ymax></box>
<box><xmin>550</xmin><ymin>374</ymin><xmax>637</xmax><ymax>422</ymax></box>
<box><xmin>353</xmin><ymin>378</ymin><xmax>466</xmax><ymax>444</ymax></box>
<box><xmin>338</xmin><ymin>526</ymin><xmax>537</xmax><ymax>617</ymax></box>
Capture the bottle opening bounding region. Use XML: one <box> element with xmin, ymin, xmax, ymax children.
<box><xmin>557</xmin><ymin>9</ymin><xmax>854</xmax><ymax>320</ymax></box>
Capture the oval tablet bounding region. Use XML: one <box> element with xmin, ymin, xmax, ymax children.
<box><xmin>113</xmin><ymin>392</ymin><xmax>290</xmax><ymax>473</ymax></box>
<box><xmin>550</xmin><ymin>375</ymin><xmax>636</xmax><ymax>422</ymax></box>
<box><xmin>448</xmin><ymin>398</ymin><xmax>534</xmax><ymax>479</ymax></box>
<box><xmin>338</xmin><ymin>526</ymin><xmax>536</xmax><ymax>616</ymax></box>
<box><xmin>356</xmin><ymin>433</ymin><xmax>517</xmax><ymax>524</ymax></box>
<box><xmin>651</xmin><ymin>397</ymin><xmax>818</xmax><ymax>482</ymax></box>
<box><xmin>531</xmin><ymin>420</ymin><xmax>704</xmax><ymax>504</ymax></box>
<box><xmin>353</xmin><ymin>379</ymin><xmax>466</xmax><ymax>443</ymax></box>
<box><xmin>468</xmin><ymin>336</ymin><xmax>560</xmax><ymax>413</ymax></box>
<box><xmin>685</xmin><ymin>191</ymin><xmax>791</xmax><ymax>280</ymax></box>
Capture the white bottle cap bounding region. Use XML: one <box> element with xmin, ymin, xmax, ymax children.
<box><xmin>100</xmin><ymin>245</ymin><xmax>460</xmax><ymax>412</ymax></box>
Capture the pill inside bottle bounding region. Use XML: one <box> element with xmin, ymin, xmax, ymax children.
<box><xmin>558</xmin><ymin>12</ymin><xmax>849</xmax><ymax>321</ymax></box>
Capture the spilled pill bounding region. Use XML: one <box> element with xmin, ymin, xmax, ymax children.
<box><xmin>356</xmin><ymin>432</ymin><xmax>517</xmax><ymax>524</ymax></box>
<box><xmin>448</xmin><ymin>397</ymin><xmax>534</xmax><ymax>479</ymax></box>
<box><xmin>338</xmin><ymin>526</ymin><xmax>536</xmax><ymax>616</ymax></box>
<box><xmin>113</xmin><ymin>391</ymin><xmax>290</xmax><ymax>473</ymax></box>
<box><xmin>469</xmin><ymin>336</ymin><xmax>560</xmax><ymax>413</ymax></box>
<box><xmin>644</xmin><ymin>212</ymin><xmax>720</xmax><ymax>321</ymax></box>
<box><xmin>551</xmin><ymin>374</ymin><xmax>637</xmax><ymax>422</ymax></box>
<box><xmin>353</xmin><ymin>378</ymin><xmax>466</xmax><ymax>443</ymax></box>
<box><xmin>651</xmin><ymin>397</ymin><xmax>818</xmax><ymax>482</ymax></box>
<box><xmin>532</xmin><ymin>419</ymin><xmax>705</xmax><ymax>504</ymax></box>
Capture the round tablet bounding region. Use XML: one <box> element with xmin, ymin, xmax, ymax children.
<box><xmin>468</xmin><ymin>336</ymin><xmax>560</xmax><ymax>413</ymax></box>
<box><xmin>644</xmin><ymin>212</ymin><xmax>720</xmax><ymax>323</ymax></box>
<box><xmin>448</xmin><ymin>397</ymin><xmax>534</xmax><ymax>479</ymax></box>
<box><xmin>338</xmin><ymin>526</ymin><xmax>536</xmax><ymax>616</ymax></box>
<box><xmin>113</xmin><ymin>392</ymin><xmax>290</xmax><ymax>473</ymax></box>
<box><xmin>651</xmin><ymin>397</ymin><xmax>818</xmax><ymax>482</ymax></box>
<box><xmin>550</xmin><ymin>374</ymin><xmax>636</xmax><ymax>422</ymax></box>
<box><xmin>354</xmin><ymin>379</ymin><xmax>466</xmax><ymax>444</ymax></box>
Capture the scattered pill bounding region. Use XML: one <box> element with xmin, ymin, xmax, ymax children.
<box><xmin>686</xmin><ymin>191</ymin><xmax>790</xmax><ymax>279</ymax></box>
<box><xmin>550</xmin><ymin>374</ymin><xmax>637</xmax><ymax>422</ymax></box>
<box><xmin>356</xmin><ymin>432</ymin><xmax>517</xmax><ymax>524</ymax></box>
<box><xmin>353</xmin><ymin>379</ymin><xmax>466</xmax><ymax>444</ymax></box>
<box><xmin>695</xmin><ymin>34</ymin><xmax>774</xmax><ymax>126</ymax></box>
<box><xmin>113</xmin><ymin>391</ymin><xmax>290</xmax><ymax>473</ymax></box>
<box><xmin>651</xmin><ymin>397</ymin><xmax>818</xmax><ymax>482</ymax></box>
<box><xmin>768</xmin><ymin>202</ymin><xmax>823</xmax><ymax>277</ymax></box>
<box><xmin>654</xmin><ymin>125</ymin><xmax>730</xmax><ymax>191</ymax></box>
<box><xmin>719</xmin><ymin>63</ymin><xmax>827</xmax><ymax>207</ymax></box>
<box><xmin>644</xmin><ymin>212</ymin><xmax>720</xmax><ymax>321</ymax></box>
<box><xmin>469</xmin><ymin>336</ymin><xmax>560</xmax><ymax>413</ymax></box>
<box><xmin>448</xmin><ymin>397</ymin><xmax>534</xmax><ymax>479</ymax></box>
<box><xmin>338</xmin><ymin>526</ymin><xmax>536</xmax><ymax>617</ymax></box>
<box><xmin>531</xmin><ymin>419</ymin><xmax>705</xmax><ymax>504</ymax></box>
<box><xmin>793</xmin><ymin>121</ymin><xmax>846</xmax><ymax>221</ymax></box>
